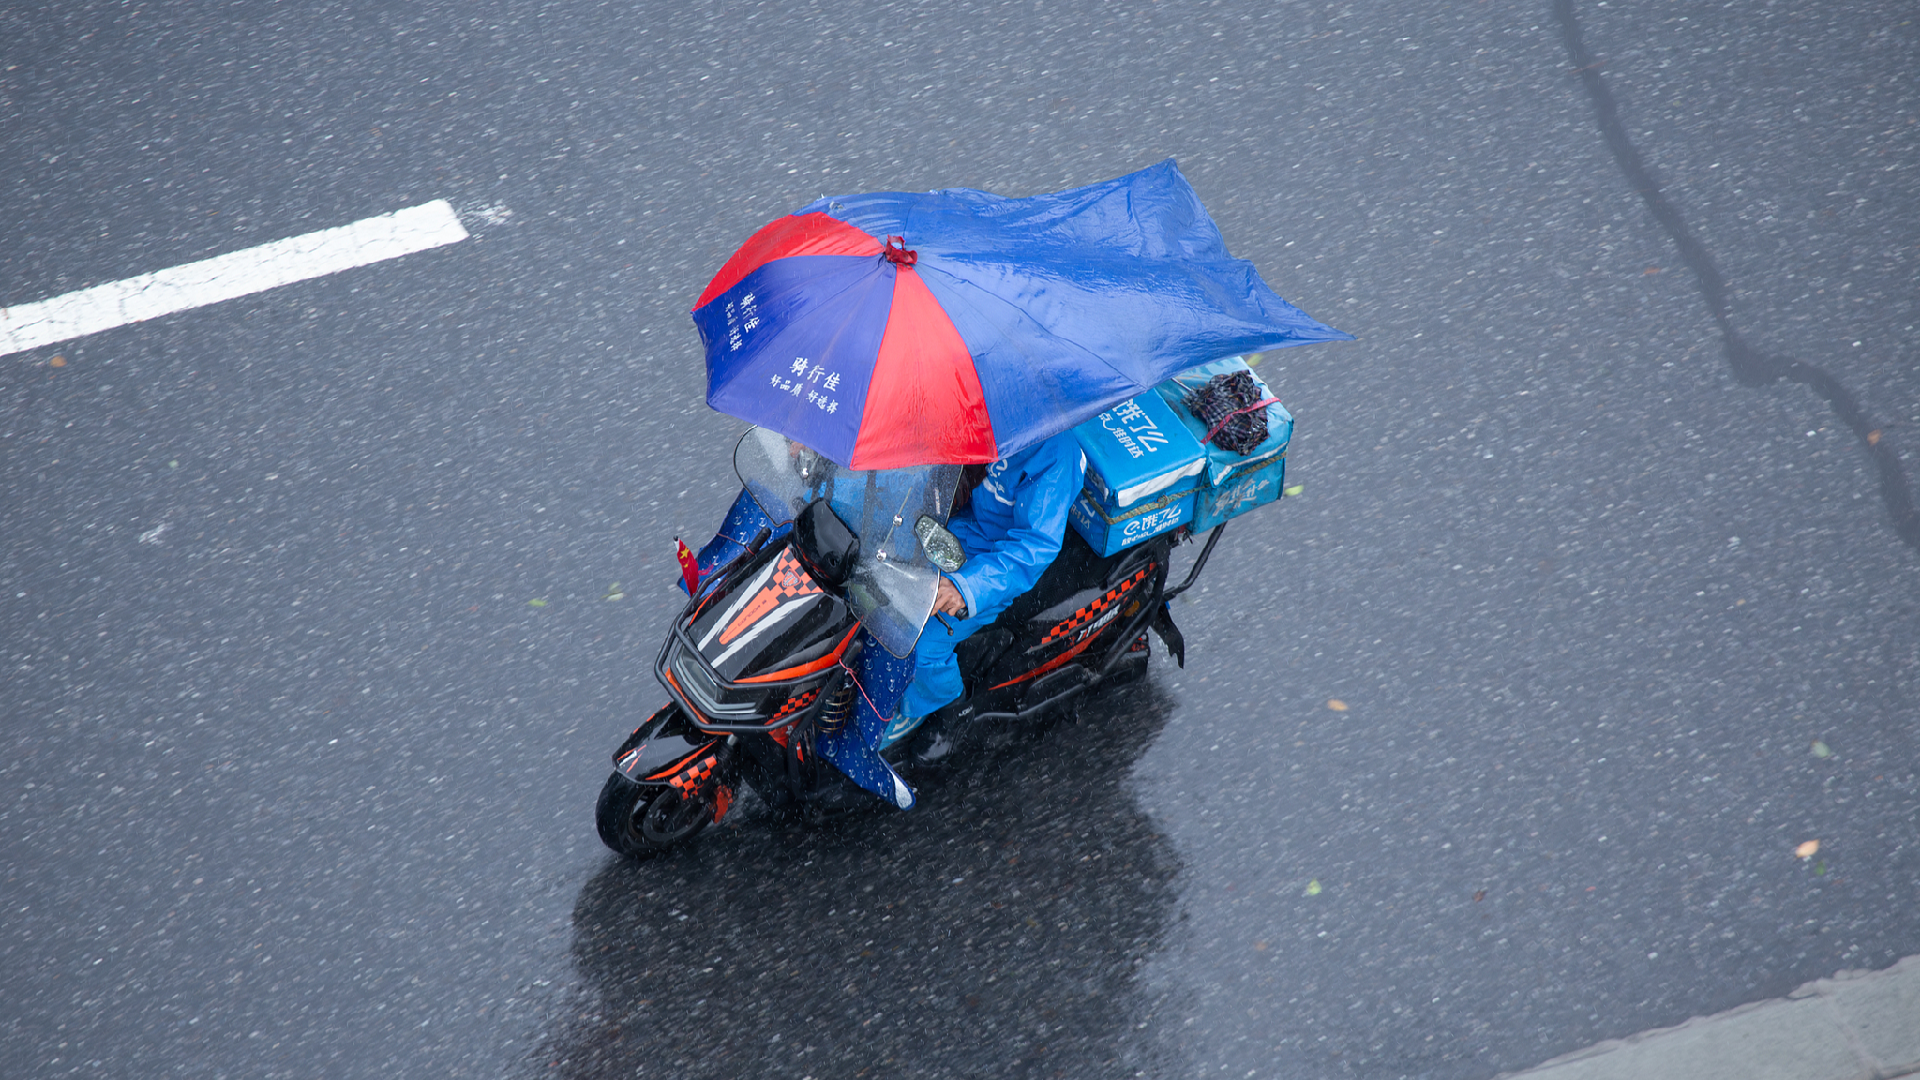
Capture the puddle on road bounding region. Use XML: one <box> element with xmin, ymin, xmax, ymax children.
<box><xmin>536</xmin><ymin>684</ymin><xmax>1183</xmax><ymax>1080</ymax></box>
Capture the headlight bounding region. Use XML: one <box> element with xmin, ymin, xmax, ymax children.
<box><xmin>667</xmin><ymin>644</ymin><xmax>764</xmax><ymax>722</ymax></box>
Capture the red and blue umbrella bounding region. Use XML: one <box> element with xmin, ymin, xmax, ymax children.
<box><xmin>691</xmin><ymin>159</ymin><xmax>1351</xmax><ymax>470</ymax></box>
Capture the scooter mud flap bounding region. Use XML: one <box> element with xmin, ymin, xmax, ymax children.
<box><xmin>1151</xmin><ymin>602</ymin><xmax>1187</xmax><ymax>668</ymax></box>
<box><xmin>612</xmin><ymin>705</ymin><xmax>716</xmax><ymax>784</ymax></box>
<box><xmin>814</xmin><ymin>635</ymin><xmax>917</xmax><ymax>810</ymax></box>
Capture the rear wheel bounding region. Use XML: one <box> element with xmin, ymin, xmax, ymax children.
<box><xmin>595</xmin><ymin>774</ymin><xmax>714</xmax><ymax>858</ymax></box>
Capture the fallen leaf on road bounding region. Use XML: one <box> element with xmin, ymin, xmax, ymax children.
<box><xmin>1795</xmin><ymin>840</ymin><xmax>1820</xmax><ymax>859</ymax></box>
<box><xmin>1642</xmin><ymin>267</ymin><xmax>1662</xmax><ymax>275</ymax></box>
<box><xmin>1811</xmin><ymin>740</ymin><xmax>1833</xmax><ymax>758</ymax></box>
<box><xmin>1868</xmin><ymin>430</ymin><xmax>1882</xmax><ymax>446</ymax></box>
<box><xmin>528</xmin><ymin>598</ymin><xmax>548</xmax><ymax>608</ymax></box>
<box><xmin>49</xmin><ymin>356</ymin><xmax>66</xmax><ymax>368</ymax></box>
<box><xmin>1304</xmin><ymin>879</ymin><xmax>1322</xmax><ymax>896</ymax></box>
<box><xmin>1473</xmin><ymin>890</ymin><xmax>1486</xmax><ymax>902</ymax></box>
<box><xmin>1283</xmin><ymin>484</ymin><xmax>1304</xmax><ymax>497</ymax></box>
<box><xmin>1327</xmin><ymin>699</ymin><xmax>1348</xmax><ymax>711</ymax></box>
<box><xmin>1254</xmin><ymin>940</ymin><xmax>1269</xmax><ymax>952</ymax></box>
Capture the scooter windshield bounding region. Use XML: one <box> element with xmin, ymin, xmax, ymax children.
<box><xmin>733</xmin><ymin>428</ymin><xmax>964</xmax><ymax>658</ymax></box>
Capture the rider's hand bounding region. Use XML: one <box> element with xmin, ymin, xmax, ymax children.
<box><xmin>933</xmin><ymin>576</ymin><xmax>968</xmax><ymax>619</ymax></box>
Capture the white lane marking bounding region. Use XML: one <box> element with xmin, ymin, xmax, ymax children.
<box><xmin>0</xmin><ymin>200</ymin><xmax>469</xmax><ymax>357</ymax></box>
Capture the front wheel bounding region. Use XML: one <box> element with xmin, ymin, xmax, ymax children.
<box><xmin>595</xmin><ymin>774</ymin><xmax>714</xmax><ymax>858</ymax></box>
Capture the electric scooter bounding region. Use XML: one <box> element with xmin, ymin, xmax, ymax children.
<box><xmin>594</xmin><ymin>429</ymin><xmax>1221</xmax><ymax>858</ymax></box>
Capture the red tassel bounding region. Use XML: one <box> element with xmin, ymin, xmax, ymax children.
<box><xmin>675</xmin><ymin>538</ymin><xmax>701</xmax><ymax>594</ymax></box>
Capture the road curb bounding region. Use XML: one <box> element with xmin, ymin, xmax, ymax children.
<box><xmin>1495</xmin><ymin>955</ymin><xmax>1920</xmax><ymax>1080</ymax></box>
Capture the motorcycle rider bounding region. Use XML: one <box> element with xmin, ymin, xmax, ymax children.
<box><xmin>879</xmin><ymin>429</ymin><xmax>1087</xmax><ymax>747</ymax></box>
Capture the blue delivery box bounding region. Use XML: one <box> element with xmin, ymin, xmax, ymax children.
<box><xmin>1158</xmin><ymin>357</ymin><xmax>1293</xmax><ymax>532</ymax></box>
<box><xmin>1191</xmin><ymin>451</ymin><xmax>1286</xmax><ymax>532</ymax></box>
<box><xmin>1068</xmin><ymin>484</ymin><xmax>1195</xmax><ymax>556</ymax></box>
<box><xmin>1067</xmin><ymin>391</ymin><xmax>1208</xmax><ymax>555</ymax></box>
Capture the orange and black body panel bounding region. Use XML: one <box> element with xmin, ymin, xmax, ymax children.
<box><xmin>611</xmin><ymin>703</ymin><xmax>719</xmax><ymax>785</ymax></box>
<box><xmin>654</xmin><ymin>536</ymin><xmax>861</xmax><ymax>734</ymax></box>
<box><xmin>951</xmin><ymin>524</ymin><xmax>1193</xmax><ymax>725</ymax></box>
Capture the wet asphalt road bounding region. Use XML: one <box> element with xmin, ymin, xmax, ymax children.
<box><xmin>3</xmin><ymin>1</ymin><xmax>1916</xmax><ymax>1078</ymax></box>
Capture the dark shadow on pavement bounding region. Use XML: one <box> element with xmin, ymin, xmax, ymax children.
<box><xmin>538</xmin><ymin>681</ymin><xmax>1184</xmax><ymax>1080</ymax></box>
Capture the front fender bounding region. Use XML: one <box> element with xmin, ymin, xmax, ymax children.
<box><xmin>611</xmin><ymin>704</ymin><xmax>717</xmax><ymax>784</ymax></box>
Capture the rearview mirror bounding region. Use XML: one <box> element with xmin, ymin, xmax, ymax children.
<box><xmin>914</xmin><ymin>515</ymin><xmax>967</xmax><ymax>574</ymax></box>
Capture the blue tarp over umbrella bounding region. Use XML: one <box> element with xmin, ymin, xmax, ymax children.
<box><xmin>692</xmin><ymin>159</ymin><xmax>1351</xmax><ymax>469</ymax></box>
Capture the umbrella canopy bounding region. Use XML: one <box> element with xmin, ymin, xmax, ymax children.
<box><xmin>691</xmin><ymin>159</ymin><xmax>1351</xmax><ymax>470</ymax></box>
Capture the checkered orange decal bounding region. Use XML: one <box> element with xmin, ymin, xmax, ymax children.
<box><xmin>992</xmin><ymin>565</ymin><xmax>1153</xmax><ymax>691</ymax></box>
<box><xmin>668</xmin><ymin>753</ymin><xmax>718</xmax><ymax>796</ymax></box>
<box><xmin>1040</xmin><ymin>566</ymin><xmax>1149</xmax><ymax>647</ymax></box>
<box><xmin>765</xmin><ymin>686</ymin><xmax>821</xmax><ymax>728</ymax></box>
<box><xmin>719</xmin><ymin>548</ymin><xmax>824</xmax><ymax>646</ymax></box>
